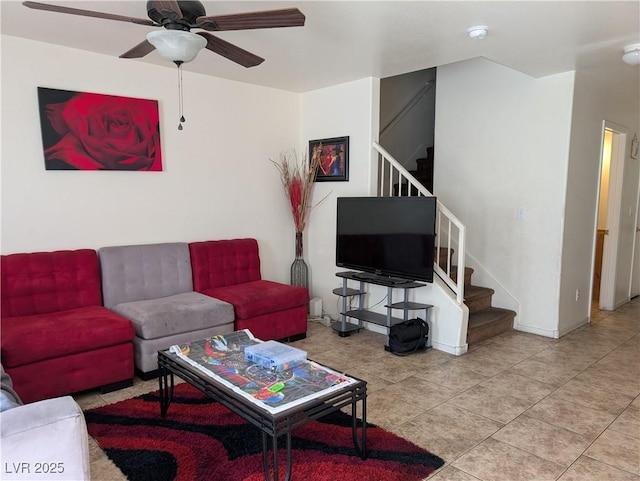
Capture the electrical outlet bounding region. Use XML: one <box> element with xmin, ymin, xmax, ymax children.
<box><xmin>575</xmin><ymin>289</ymin><xmax>580</xmax><ymax>301</ymax></box>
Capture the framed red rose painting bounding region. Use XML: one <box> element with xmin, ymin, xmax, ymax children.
<box><xmin>37</xmin><ymin>87</ymin><xmax>163</xmax><ymax>171</ymax></box>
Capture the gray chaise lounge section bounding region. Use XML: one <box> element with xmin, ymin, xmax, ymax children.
<box><xmin>99</xmin><ymin>242</ymin><xmax>235</xmax><ymax>377</ymax></box>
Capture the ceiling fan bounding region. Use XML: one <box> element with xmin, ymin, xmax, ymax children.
<box><xmin>22</xmin><ymin>1</ymin><xmax>306</xmax><ymax>67</ymax></box>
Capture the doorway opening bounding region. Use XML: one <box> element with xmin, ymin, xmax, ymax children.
<box><xmin>591</xmin><ymin>122</ymin><xmax>627</xmax><ymax>315</ymax></box>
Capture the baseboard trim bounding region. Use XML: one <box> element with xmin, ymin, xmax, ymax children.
<box><xmin>514</xmin><ymin>322</ymin><xmax>559</xmax><ymax>339</ymax></box>
<box><xmin>557</xmin><ymin>318</ymin><xmax>589</xmax><ymax>338</ymax></box>
<box><xmin>431</xmin><ymin>341</ymin><xmax>468</xmax><ymax>356</ymax></box>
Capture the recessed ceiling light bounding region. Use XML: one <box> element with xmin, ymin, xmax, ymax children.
<box><xmin>468</xmin><ymin>26</ymin><xmax>488</xmax><ymax>40</ymax></box>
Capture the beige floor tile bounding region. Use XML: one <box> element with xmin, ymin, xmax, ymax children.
<box><xmin>413</xmin><ymin>360</ymin><xmax>490</xmax><ymax>392</ymax></box>
<box><xmin>404</xmin><ymin>346</ymin><xmax>458</xmax><ymax>367</ymax></box>
<box><xmin>364</xmin><ymin>390</ymin><xmax>425</xmax><ymax>429</ymax></box>
<box><xmin>340</xmin><ymin>366</ymin><xmax>388</xmax><ymax>393</ymax></box>
<box><xmin>558</xmin><ymin>456</ymin><xmax>640</xmax><ymax>481</ymax></box>
<box><xmin>356</xmin><ymin>355</ymin><xmax>422</xmax><ymax>383</ymax></box>
<box><xmin>479</xmin><ymin>371</ymin><xmax>556</xmax><ymax>403</ymax></box>
<box><xmin>610</xmin><ymin>405</ymin><xmax>640</xmax><ymax>439</ymax></box>
<box><xmin>450</xmin><ymin>351</ymin><xmax>514</xmax><ymax>377</ymax></box>
<box><xmin>376</xmin><ymin>376</ymin><xmax>457</xmax><ymax>410</ymax></box>
<box><xmin>585</xmin><ymin>429</ymin><xmax>640</xmax><ymax>475</ymax></box>
<box><xmin>552</xmin><ymin>336</ymin><xmax>622</xmax><ymax>359</ymax></box>
<box><xmin>531</xmin><ymin>347</ymin><xmax>598</xmax><ymax>372</ymax></box>
<box><xmin>428</xmin><ymin>465</ymin><xmax>482</xmax><ymax>480</ymax></box>
<box><xmin>491</xmin><ymin>415</ymin><xmax>591</xmax><ymax>467</ymax></box>
<box><xmin>73</xmin><ymin>391</ymin><xmax>106</xmax><ymax>411</ymax></box>
<box><xmin>574</xmin><ymin>367</ymin><xmax>640</xmax><ymax>398</ymax></box>
<box><xmin>525</xmin><ymin>395</ymin><xmax>617</xmax><ymax>438</ymax></box>
<box><xmin>567</xmin><ymin>325</ymin><xmax>637</xmax><ymax>345</ymax></box>
<box><xmin>508</xmin><ymin>358</ymin><xmax>582</xmax><ymax>387</ymax></box>
<box><xmin>461</xmin><ymin>342</ymin><xmax>534</xmax><ymax>365</ymax></box>
<box><xmin>448</xmin><ymin>385</ymin><xmax>533</xmax><ymax>424</ymax></box>
<box><xmin>394</xmin><ymin>402</ymin><xmax>503</xmax><ymax>462</ymax></box>
<box><xmin>307</xmin><ymin>347</ymin><xmax>362</xmax><ymax>372</ymax></box>
<box><xmin>452</xmin><ymin>438</ymin><xmax>566</xmax><ymax>481</ymax></box>
<box><xmin>549</xmin><ymin>378</ymin><xmax>635</xmax><ymax>416</ymax></box>
<box><xmin>485</xmin><ymin>330</ymin><xmax>558</xmax><ymax>352</ymax></box>
<box><xmin>592</xmin><ymin>355</ymin><xmax>640</xmax><ymax>379</ymax></box>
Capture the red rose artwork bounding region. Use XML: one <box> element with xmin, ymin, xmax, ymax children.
<box><xmin>37</xmin><ymin>87</ymin><xmax>162</xmax><ymax>171</ymax></box>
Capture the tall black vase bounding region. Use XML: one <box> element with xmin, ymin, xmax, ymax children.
<box><xmin>290</xmin><ymin>232</ymin><xmax>309</xmax><ymax>288</ymax></box>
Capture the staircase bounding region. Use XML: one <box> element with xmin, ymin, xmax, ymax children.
<box><xmin>393</xmin><ymin>147</ymin><xmax>434</xmax><ymax>196</ymax></box>
<box><xmin>449</xmin><ymin>263</ymin><xmax>516</xmax><ymax>345</ymax></box>
<box><xmin>375</xmin><ymin>141</ymin><xmax>518</xmax><ymax>347</ymax></box>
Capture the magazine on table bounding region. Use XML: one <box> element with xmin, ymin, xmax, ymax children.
<box><xmin>169</xmin><ymin>330</ymin><xmax>358</xmax><ymax>415</ymax></box>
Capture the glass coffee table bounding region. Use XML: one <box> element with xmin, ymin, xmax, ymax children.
<box><xmin>157</xmin><ymin>331</ymin><xmax>367</xmax><ymax>481</ymax></box>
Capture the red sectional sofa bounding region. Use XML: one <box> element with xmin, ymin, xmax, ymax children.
<box><xmin>1</xmin><ymin>238</ymin><xmax>308</xmax><ymax>401</ymax></box>
<box><xmin>189</xmin><ymin>238</ymin><xmax>309</xmax><ymax>342</ymax></box>
<box><xmin>0</xmin><ymin>250</ymin><xmax>135</xmax><ymax>403</ymax></box>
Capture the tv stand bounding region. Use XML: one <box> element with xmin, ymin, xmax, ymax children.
<box><xmin>332</xmin><ymin>271</ymin><xmax>433</xmax><ymax>348</ymax></box>
<box><xmin>351</xmin><ymin>272</ymin><xmax>412</xmax><ymax>285</ymax></box>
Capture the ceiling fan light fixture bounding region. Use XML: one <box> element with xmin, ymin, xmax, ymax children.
<box><xmin>146</xmin><ymin>30</ymin><xmax>207</xmax><ymax>63</ymax></box>
<box><xmin>622</xmin><ymin>44</ymin><xmax>640</xmax><ymax>65</ymax></box>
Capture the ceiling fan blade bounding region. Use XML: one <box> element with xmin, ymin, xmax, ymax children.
<box><xmin>22</xmin><ymin>1</ymin><xmax>155</xmax><ymax>26</ymax></box>
<box><xmin>196</xmin><ymin>8</ymin><xmax>305</xmax><ymax>31</ymax></box>
<box><xmin>147</xmin><ymin>0</ymin><xmax>182</xmax><ymax>21</ymax></box>
<box><xmin>197</xmin><ymin>32</ymin><xmax>264</xmax><ymax>68</ymax></box>
<box><xmin>120</xmin><ymin>40</ymin><xmax>156</xmax><ymax>59</ymax></box>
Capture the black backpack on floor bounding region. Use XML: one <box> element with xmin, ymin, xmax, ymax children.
<box><xmin>388</xmin><ymin>318</ymin><xmax>429</xmax><ymax>356</ymax></box>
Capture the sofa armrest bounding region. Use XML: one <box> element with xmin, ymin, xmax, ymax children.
<box><xmin>0</xmin><ymin>396</ymin><xmax>90</xmax><ymax>480</ymax></box>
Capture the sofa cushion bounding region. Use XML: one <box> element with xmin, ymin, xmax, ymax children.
<box><xmin>0</xmin><ymin>396</ymin><xmax>91</xmax><ymax>480</ymax></box>
<box><xmin>99</xmin><ymin>243</ymin><xmax>194</xmax><ymax>309</ymax></box>
<box><xmin>0</xmin><ymin>364</ymin><xmax>22</xmax><ymax>412</ymax></box>
<box><xmin>111</xmin><ymin>292</ymin><xmax>234</xmax><ymax>340</ymax></box>
<box><xmin>0</xmin><ymin>306</ymin><xmax>134</xmax><ymax>368</ymax></box>
<box><xmin>189</xmin><ymin>239</ymin><xmax>262</xmax><ymax>291</ymax></box>
<box><xmin>1</xmin><ymin>250</ymin><xmax>102</xmax><ymax>318</ymax></box>
<box><xmin>202</xmin><ymin>280</ymin><xmax>309</xmax><ymax>319</ymax></box>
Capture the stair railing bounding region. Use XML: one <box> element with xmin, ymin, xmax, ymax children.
<box><xmin>380</xmin><ymin>80</ymin><xmax>435</xmax><ymax>139</ymax></box>
<box><xmin>373</xmin><ymin>141</ymin><xmax>466</xmax><ymax>305</ymax></box>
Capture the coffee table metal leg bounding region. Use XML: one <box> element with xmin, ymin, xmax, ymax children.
<box><xmin>158</xmin><ymin>367</ymin><xmax>174</xmax><ymax>418</ymax></box>
<box><xmin>260</xmin><ymin>431</ymin><xmax>293</xmax><ymax>481</ymax></box>
<box><xmin>284</xmin><ymin>432</ymin><xmax>292</xmax><ymax>481</ymax></box>
<box><xmin>261</xmin><ymin>432</ymin><xmax>271</xmax><ymax>481</ymax></box>
<box><xmin>352</xmin><ymin>394</ymin><xmax>367</xmax><ymax>459</ymax></box>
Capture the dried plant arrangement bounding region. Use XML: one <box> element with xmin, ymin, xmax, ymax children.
<box><xmin>271</xmin><ymin>144</ymin><xmax>323</xmax><ymax>233</ymax></box>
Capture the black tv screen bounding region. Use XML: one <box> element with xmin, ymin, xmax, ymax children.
<box><xmin>336</xmin><ymin>196</ymin><xmax>437</xmax><ymax>283</ymax></box>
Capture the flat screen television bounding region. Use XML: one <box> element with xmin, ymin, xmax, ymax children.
<box><xmin>336</xmin><ymin>196</ymin><xmax>437</xmax><ymax>283</ymax></box>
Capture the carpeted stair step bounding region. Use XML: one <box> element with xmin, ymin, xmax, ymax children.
<box><xmin>437</xmin><ymin>247</ymin><xmax>454</xmax><ymax>269</ymax></box>
<box><xmin>467</xmin><ymin>307</ymin><xmax>516</xmax><ymax>345</ymax></box>
<box><xmin>449</xmin><ymin>266</ymin><xmax>474</xmax><ymax>287</ymax></box>
<box><xmin>463</xmin><ymin>285</ymin><xmax>494</xmax><ymax>313</ymax></box>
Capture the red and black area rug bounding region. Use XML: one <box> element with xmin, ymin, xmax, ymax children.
<box><xmin>84</xmin><ymin>383</ymin><xmax>444</xmax><ymax>481</ymax></box>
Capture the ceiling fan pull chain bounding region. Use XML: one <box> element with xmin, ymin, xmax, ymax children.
<box><xmin>176</xmin><ymin>61</ymin><xmax>185</xmax><ymax>130</ymax></box>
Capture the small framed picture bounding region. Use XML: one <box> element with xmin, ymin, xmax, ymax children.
<box><xmin>309</xmin><ymin>136</ymin><xmax>349</xmax><ymax>182</ymax></box>
<box><xmin>631</xmin><ymin>133</ymin><xmax>639</xmax><ymax>160</ymax></box>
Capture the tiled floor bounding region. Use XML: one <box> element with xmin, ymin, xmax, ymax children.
<box><xmin>75</xmin><ymin>297</ymin><xmax>640</xmax><ymax>480</ymax></box>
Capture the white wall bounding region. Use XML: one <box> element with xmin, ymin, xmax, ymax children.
<box><xmin>560</xmin><ymin>65</ymin><xmax>640</xmax><ymax>328</ymax></box>
<box><xmin>0</xmin><ymin>36</ymin><xmax>300</xmax><ymax>282</ymax></box>
<box><xmin>299</xmin><ymin>77</ymin><xmax>379</xmax><ymax>312</ymax></box>
<box><xmin>434</xmin><ymin>57</ymin><xmax>575</xmax><ymax>338</ymax></box>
